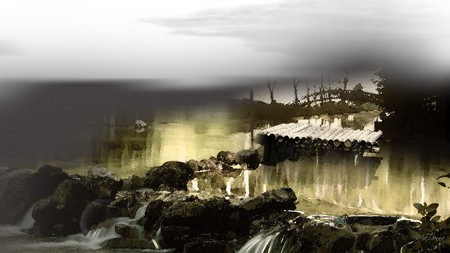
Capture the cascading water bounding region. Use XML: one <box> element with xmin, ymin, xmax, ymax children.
<box><xmin>18</xmin><ymin>201</ymin><xmax>37</xmax><ymax>231</ymax></box>
<box><xmin>75</xmin><ymin>202</ymin><xmax>151</xmax><ymax>249</ymax></box>
<box><xmin>237</xmin><ymin>228</ymin><xmax>294</xmax><ymax>253</ymax></box>
<box><xmin>226</xmin><ymin>177</ymin><xmax>234</xmax><ymax>195</ymax></box>
<box><xmin>243</xmin><ymin>169</ymin><xmax>250</xmax><ymax>198</ymax></box>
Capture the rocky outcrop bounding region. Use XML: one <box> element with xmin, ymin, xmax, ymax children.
<box><xmin>31</xmin><ymin>167</ymin><xmax>123</xmax><ymax>237</ymax></box>
<box><xmin>144</xmin><ymin>161</ymin><xmax>194</xmax><ymax>190</ymax></box>
<box><xmin>135</xmin><ymin>188</ymin><xmax>298</xmax><ymax>252</ymax></box>
<box><xmin>240</xmin><ymin>187</ymin><xmax>297</xmax><ymax>215</ymax></box>
<box><xmin>0</xmin><ymin>165</ymin><xmax>69</xmax><ymax>224</ymax></box>
<box><xmin>235</xmin><ymin>149</ymin><xmax>261</xmax><ymax>170</ymax></box>
<box><xmin>32</xmin><ymin>179</ymin><xmax>91</xmax><ymax>236</ymax></box>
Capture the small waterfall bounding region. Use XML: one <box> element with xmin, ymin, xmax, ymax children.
<box><xmin>237</xmin><ymin>228</ymin><xmax>292</xmax><ymax>253</ymax></box>
<box><xmin>134</xmin><ymin>202</ymin><xmax>149</xmax><ymax>220</ymax></box>
<box><xmin>191</xmin><ymin>178</ymin><xmax>200</xmax><ymax>192</ymax></box>
<box><xmin>18</xmin><ymin>202</ymin><xmax>38</xmax><ymax>231</ymax></box>
<box><xmin>243</xmin><ymin>169</ymin><xmax>250</xmax><ymax>198</ymax></box>
<box><xmin>226</xmin><ymin>177</ymin><xmax>234</xmax><ymax>195</ymax></box>
<box><xmin>62</xmin><ymin>202</ymin><xmax>151</xmax><ymax>250</ymax></box>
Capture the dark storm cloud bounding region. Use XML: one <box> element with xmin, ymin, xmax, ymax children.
<box><xmin>146</xmin><ymin>0</ymin><xmax>450</xmax><ymax>78</ymax></box>
<box><xmin>0</xmin><ymin>79</ymin><xmax>249</xmax><ymax>167</ymax></box>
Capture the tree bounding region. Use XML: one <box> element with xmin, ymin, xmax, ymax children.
<box><xmin>267</xmin><ymin>80</ymin><xmax>277</xmax><ymax>104</ymax></box>
<box><xmin>375</xmin><ymin>69</ymin><xmax>449</xmax><ymax>141</ymax></box>
<box><xmin>292</xmin><ymin>78</ymin><xmax>301</xmax><ymax>105</ymax></box>
<box><xmin>306</xmin><ymin>82</ymin><xmax>311</xmax><ymax>104</ymax></box>
<box><xmin>353</xmin><ymin>83</ymin><xmax>363</xmax><ymax>91</ymax></box>
<box><xmin>342</xmin><ymin>69</ymin><xmax>349</xmax><ymax>91</ymax></box>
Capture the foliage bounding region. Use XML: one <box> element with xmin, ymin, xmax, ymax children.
<box><xmin>374</xmin><ymin>69</ymin><xmax>449</xmax><ymax>141</ymax></box>
<box><xmin>403</xmin><ymin>202</ymin><xmax>444</xmax><ymax>252</ymax></box>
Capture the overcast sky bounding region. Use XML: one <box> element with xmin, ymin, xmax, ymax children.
<box><xmin>1</xmin><ymin>0</ymin><xmax>449</xmax><ymax>84</ymax></box>
<box><xmin>0</xmin><ymin>0</ymin><xmax>450</xmax><ymax>104</ymax></box>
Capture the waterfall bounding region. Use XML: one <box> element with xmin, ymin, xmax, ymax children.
<box><xmin>243</xmin><ymin>169</ymin><xmax>250</xmax><ymax>198</ymax></box>
<box><xmin>237</xmin><ymin>228</ymin><xmax>292</xmax><ymax>253</ymax></box>
<box><xmin>18</xmin><ymin>202</ymin><xmax>38</xmax><ymax>231</ymax></box>
<box><xmin>191</xmin><ymin>178</ymin><xmax>200</xmax><ymax>192</ymax></box>
<box><xmin>61</xmin><ymin>202</ymin><xmax>151</xmax><ymax>250</ymax></box>
<box><xmin>226</xmin><ymin>177</ymin><xmax>234</xmax><ymax>195</ymax></box>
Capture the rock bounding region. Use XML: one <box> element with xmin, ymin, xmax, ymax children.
<box><xmin>83</xmin><ymin>168</ymin><xmax>123</xmax><ymax>199</ymax></box>
<box><xmin>366</xmin><ymin>230</ymin><xmax>397</xmax><ymax>253</ymax></box>
<box><xmin>79</xmin><ymin>199</ymin><xmax>113</xmax><ymax>235</ymax></box>
<box><xmin>0</xmin><ymin>165</ymin><xmax>69</xmax><ymax>224</ymax></box>
<box><xmin>122</xmin><ymin>175</ymin><xmax>145</xmax><ymax>191</ymax></box>
<box><xmin>87</xmin><ymin>167</ymin><xmax>118</xmax><ymax>180</ymax></box>
<box><xmin>217</xmin><ymin>151</ymin><xmax>237</xmax><ymax>165</ymax></box>
<box><xmin>32</xmin><ymin>179</ymin><xmax>92</xmax><ymax>236</ymax></box>
<box><xmin>298</xmin><ymin>223</ymin><xmax>356</xmax><ymax>253</ymax></box>
<box><xmin>110</xmin><ymin>189</ymin><xmax>157</xmax><ymax>218</ymax></box>
<box><xmin>143</xmin><ymin>199</ymin><xmax>166</xmax><ymax>231</ymax></box>
<box><xmin>115</xmin><ymin>223</ymin><xmax>145</xmax><ymax>239</ymax></box>
<box><xmin>199</xmin><ymin>159</ymin><xmax>217</xmax><ymax>171</ymax></box>
<box><xmin>235</xmin><ymin>150</ymin><xmax>260</xmax><ymax>170</ymax></box>
<box><xmin>158</xmin><ymin>197</ymin><xmax>236</xmax><ymax>251</ymax></box>
<box><xmin>161</xmin><ymin>197</ymin><xmax>233</xmax><ymax>229</ymax></box>
<box><xmin>240</xmin><ymin>188</ymin><xmax>297</xmax><ymax>215</ymax></box>
<box><xmin>144</xmin><ymin>161</ymin><xmax>194</xmax><ymax>190</ymax></box>
<box><xmin>187</xmin><ymin>159</ymin><xmax>201</xmax><ymax>172</ymax></box>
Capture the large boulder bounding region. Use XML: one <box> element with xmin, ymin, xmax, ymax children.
<box><xmin>144</xmin><ymin>161</ymin><xmax>194</xmax><ymax>190</ymax></box>
<box><xmin>235</xmin><ymin>150</ymin><xmax>261</xmax><ymax>170</ymax></box>
<box><xmin>110</xmin><ymin>189</ymin><xmax>157</xmax><ymax>219</ymax></box>
<box><xmin>32</xmin><ymin>179</ymin><xmax>92</xmax><ymax>236</ymax></box>
<box><xmin>158</xmin><ymin>197</ymin><xmax>235</xmax><ymax>250</ymax></box>
<box><xmin>84</xmin><ymin>167</ymin><xmax>123</xmax><ymax>199</ymax></box>
<box><xmin>0</xmin><ymin>165</ymin><xmax>69</xmax><ymax>224</ymax></box>
<box><xmin>240</xmin><ymin>188</ymin><xmax>297</xmax><ymax>215</ymax></box>
<box><xmin>299</xmin><ymin>223</ymin><xmax>356</xmax><ymax>253</ymax></box>
<box><xmin>32</xmin><ymin>170</ymin><xmax>122</xmax><ymax>237</ymax></box>
<box><xmin>217</xmin><ymin>151</ymin><xmax>237</xmax><ymax>165</ymax></box>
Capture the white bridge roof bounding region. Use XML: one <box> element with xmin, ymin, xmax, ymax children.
<box><xmin>259</xmin><ymin>123</ymin><xmax>382</xmax><ymax>144</ymax></box>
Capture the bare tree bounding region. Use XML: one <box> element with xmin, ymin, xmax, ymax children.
<box><xmin>342</xmin><ymin>69</ymin><xmax>349</xmax><ymax>91</ymax></box>
<box><xmin>328</xmin><ymin>76</ymin><xmax>332</xmax><ymax>102</ymax></box>
<box><xmin>293</xmin><ymin>77</ymin><xmax>301</xmax><ymax>105</ymax></box>
<box><xmin>306</xmin><ymin>82</ymin><xmax>311</xmax><ymax>104</ymax></box>
<box><xmin>267</xmin><ymin>79</ymin><xmax>277</xmax><ymax>104</ymax></box>
<box><xmin>319</xmin><ymin>74</ymin><xmax>325</xmax><ymax>102</ymax></box>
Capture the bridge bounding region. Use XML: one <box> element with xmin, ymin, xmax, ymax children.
<box><xmin>299</xmin><ymin>89</ymin><xmax>379</xmax><ymax>107</ymax></box>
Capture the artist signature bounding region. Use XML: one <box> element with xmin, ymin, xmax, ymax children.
<box><xmin>416</xmin><ymin>233</ymin><xmax>446</xmax><ymax>242</ymax></box>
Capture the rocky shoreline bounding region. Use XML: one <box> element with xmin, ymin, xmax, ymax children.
<box><xmin>1</xmin><ymin>151</ymin><xmax>450</xmax><ymax>252</ymax></box>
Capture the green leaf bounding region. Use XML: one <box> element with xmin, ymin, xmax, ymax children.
<box><xmin>431</xmin><ymin>216</ymin><xmax>441</xmax><ymax>222</ymax></box>
<box><xmin>428</xmin><ymin>209</ymin><xmax>437</xmax><ymax>218</ymax></box>
<box><xmin>414</xmin><ymin>203</ymin><xmax>424</xmax><ymax>211</ymax></box>
<box><xmin>427</xmin><ymin>203</ymin><xmax>439</xmax><ymax>212</ymax></box>
<box><xmin>438</xmin><ymin>181</ymin><xmax>447</xmax><ymax>188</ymax></box>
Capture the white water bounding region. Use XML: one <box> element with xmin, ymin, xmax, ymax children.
<box><xmin>226</xmin><ymin>177</ymin><xmax>234</xmax><ymax>195</ymax></box>
<box><xmin>191</xmin><ymin>178</ymin><xmax>200</xmax><ymax>192</ymax></box>
<box><xmin>18</xmin><ymin>202</ymin><xmax>37</xmax><ymax>231</ymax></box>
<box><xmin>237</xmin><ymin>229</ymin><xmax>290</xmax><ymax>253</ymax></box>
<box><xmin>243</xmin><ymin>169</ymin><xmax>250</xmax><ymax>198</ymax></box>
<box><xmin>0</xmin><ymin>203</ymin><xmax>155</xmax><ymax>251</ymax></box>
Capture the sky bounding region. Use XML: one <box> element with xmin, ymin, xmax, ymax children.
<box><xmin>1</xmin><ymin>0</ymin><xmax>449</xmax><ymax>86</ymax></box>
